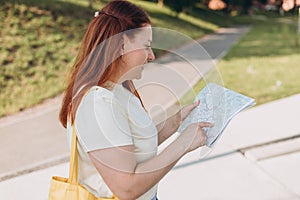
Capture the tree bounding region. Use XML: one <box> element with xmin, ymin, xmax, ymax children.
<box><xmin>158</xmin><ymin>0</ymin><xmax>164</xmax><ymax>8</ymax></box>
<box><xmin>164</xmin><ymin>0</ymin><xmax>198</xmax><ymax>16</ymax></box>
<box><xmin>221</xmin><ymin>0</ymin><xmax>254</xmax><ymax>15</ymax></box>
<box><xmin>88</xmin><ymin>0</ymin><xmax>93</xmax><ymax>9</ymax></box>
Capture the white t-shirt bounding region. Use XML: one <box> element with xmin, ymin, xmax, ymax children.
<box><xmin>66</xmin><ymin>83</ymin><xmax>158</xmax><ymax>200</ymax></box>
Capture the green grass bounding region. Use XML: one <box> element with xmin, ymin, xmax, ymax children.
<box><xmin>134</xmin><ymin>0</ymin><xmax>232</xmax><ymax>38</ymax></box>
<box><xmin>1</xmin><ymin>0</ymin><xmax>299</xmax><ymax>116</ymax></box>
<box><xmin>0</xmin><ymin>0</ymin><xmax>234</xmax><ymax>117</ymax></box>
<box><xmin>0</xmin><ymin>0</ymin><xmax>94</xmax><ymax>116</ymax></box>
<box><xmin>219</xmin><ymin>16</ymin><xmax>300</xmax><ymax>105</ymax></box>
<box><xmin>181</xmin><ymin>15</ymin><xmax>300</xmax><ymax>106</ymax></box>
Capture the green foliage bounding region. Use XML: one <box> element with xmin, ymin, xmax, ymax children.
<box><xmin>0</xmin><ymin>0</ymin><xmax>234</xmax><ymax>117</ymax></box>
<box><xmin>0</xmin><ymin>0</ymin><xmax>99</xmax><ymax>116</ymax></box>
<box><xmin>163</xmin><ymin>0</ymin><xmax>198</xmax><ymax>15</ymax></box>
<box><xmin>223</xmin><ymin>0</ymin><xmax>253</xmax><ymax>15</ymax></box>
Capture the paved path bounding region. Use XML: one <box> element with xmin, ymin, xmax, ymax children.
<box><xmin>3</xmin><ymin>26</ymin><xmax>300</xmax><ymax>199</ymax></box>
<box><xmin>0</xmin><ymin>26</ymin><xmax>250</xmax><ymax>181</ymax></box>
<box><xmin>158</xmin><ymin>93</ymin><xmax>300</xmax><ymax>199</ymax></box>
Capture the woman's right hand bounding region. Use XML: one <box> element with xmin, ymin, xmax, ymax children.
<box><xmin>179</xmin><ymin>122</ymin><xmax>214</xmax><ymax>153</ymax></box>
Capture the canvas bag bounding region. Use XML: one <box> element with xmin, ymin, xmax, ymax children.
<box><xmin>48</xmin><ymin>124</ymin><xmax>119</xmax><ymax>200</ymax></box>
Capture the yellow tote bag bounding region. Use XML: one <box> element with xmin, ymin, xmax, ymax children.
<box><xmin>48</xmin><ymin>124</ymin><xmax>119</xmax><ymax>200</ymax></box>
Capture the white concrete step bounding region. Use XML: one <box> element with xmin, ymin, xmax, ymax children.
<box><xmin>158</xmin><ymin>152</ymin><xmax>299</xmax><ymax>200</ymax></box>
<box><xmin>244</xmin><ymin>137</ymin><xmax>300</xmax><ymax>162</ymax></box>
<box><xmin>258</xmin><ymin>151</ymin><xmax>300</xmax><ymax>197</ymax></box>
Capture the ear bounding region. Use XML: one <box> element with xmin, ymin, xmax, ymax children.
<box><xmin>121</xmin><ymin>34</ymin><xmax>131</xmax><ymax>54</ymax></box>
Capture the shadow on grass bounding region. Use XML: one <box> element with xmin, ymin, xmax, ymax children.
<box><xmin>191</xmin><ymin>4</ymin><xmax>234</xmax><ymax>28</ymax></box>
<box><xmin>0</xmin><ymin>0</ymin><xmax>102</xmax><ymax>116</ymax></box>
<box><xmin>147</xmin><ymin>9</ymin><xmax>214</xmax><ymax>35</ymax></box>
<box><xmin>1</xmin><ymin>0</ymin><xmax>98</xmax><ymax>21</ymax></box>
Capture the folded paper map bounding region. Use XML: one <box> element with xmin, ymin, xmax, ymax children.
<box><xmin>178</xmin><ymin>83</ymin><xmax>256</xmax><ymax>147</ymax></box>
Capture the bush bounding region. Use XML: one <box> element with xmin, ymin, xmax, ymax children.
<box><xmin>164</xmin><ymin>0</ymin><xmax>198</xmax><ymax>15</ymax></box>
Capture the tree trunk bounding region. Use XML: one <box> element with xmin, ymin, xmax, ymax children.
<box><xmin>158</xmin><ymin>0</ymin><xmax>164</xmax><ymax>8</ymax></box>
<box><xmin>88</xmin><ymin>0</ymin><xmax>93</xmax><ymax>9</ymax></box>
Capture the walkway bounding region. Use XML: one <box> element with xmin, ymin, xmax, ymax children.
<box><xmin>1</xmin><ymin>26</ymin><xmax>299</xmax><ymax>200</ymax></box>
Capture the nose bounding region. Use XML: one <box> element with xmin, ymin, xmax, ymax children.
<box><xmin>148</xmin><ymin>48</ymin><xmax>155</xmax><ymax>62</ymax></box>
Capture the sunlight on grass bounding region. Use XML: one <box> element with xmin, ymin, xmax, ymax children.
<box><xmin>179</xmin><ymin>69</ymin><xmax>224</xmax><ymax>106</ymax></box>
<box><xmin>180</xmin><ymin>13</ymin><xmax>218</xmax><ymax>32</ymax></box>
<box><xmin>0</xmin><ymin>0</ymin><xmax>233</xmax><ymax>117</ymax></box>
<box><xmin>3</xmin><ymin>0</ymin><xmax>298</xmax><ymax>117</ymax></box>
<box><xmin>219</xmin><ymin>16</ymin><xmax>300</xmax><ymax>105</ymax></box>
<box><xmin>218</xmin><ymin>54</ymin><xmax>300</xmax><ymax>105</ymax></box>
<box><xmin>180</xmin><ymin>16</ymin><xmax>300</xmax><ymax>106</ymax></box>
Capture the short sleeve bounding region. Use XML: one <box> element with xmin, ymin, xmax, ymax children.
<box><xmin>75</xmin><ymin>87</ymin><xmax>133</xmax><ymax>152</ymax></box>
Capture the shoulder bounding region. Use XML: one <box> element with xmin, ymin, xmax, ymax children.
<box><xmin>84</xmin><ymin>86</ymin><xmax>112</xmax><ymax>101</ymax></box>
<box><xmin>80</xmin><ymin>86</ymin><xmax>121</xmax><ymax>107</ymax></box>
<box><xmin>77</xmin><ymin>86</ymin><xmax>124</xmax><ymax>115</ymax></box>
<box><xmin>74</xmin><ymin>86</ymin><xmax>133</xmax><ymax>152</ymax></box>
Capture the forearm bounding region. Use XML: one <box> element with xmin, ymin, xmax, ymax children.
<box><xmin>157</xmin><ymin>111</ymin><xmax>181</xmax><ymax>145</ymax></box>
<box><xmin>157</xmin><ymin>101</ymin><xmax>200</xmax><ymax>145</ymax></box>
<box><xmin>119</xmin><ymin>137</ymin><xmax>187</xmax><ymax>199</ymax></box>
<box><xmin>90</xmin><ymin>121</ymin><xmax>209</xmax><ymax>200</ymax></box>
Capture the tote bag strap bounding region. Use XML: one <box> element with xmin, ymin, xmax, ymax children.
<box><xmin>68</xmin><ymin>123</ymin><xmax>119</xmax><ymax>199</ymax></box>
<box><xmin>68</xmin><ymin>124</ymin><xmax>79</xmax><ymax>184</ymax></box>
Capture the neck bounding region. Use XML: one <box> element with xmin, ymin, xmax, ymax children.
<box><xmin>108</xmin><ymin>71</ymin><xmax>129</xmax><ymax>84</ymax></box>
<box><xmin>107</xmin><ymin>62</ymin><xmax>127</xmax><ymax>84</ymax></box>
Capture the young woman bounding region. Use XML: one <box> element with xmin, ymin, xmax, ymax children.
<box><xmin>59</xmin><ymin>1</ymin><xmax>213</xmax><ymax>199</ymax></box>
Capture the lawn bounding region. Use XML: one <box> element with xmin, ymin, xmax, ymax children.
<box><xmin>2</xmin><ymin>0</ymin><xmax>298</xmax><ymax>117</ymax></box>
<box><xmin>181</xmin><ymin>15</ymin><xmax>300</xmax><ymax>106</ymax></box>
<box><xmin>0</xmin><ymin>0</ymin><xmax>233</xmax><ymax>117</ymax></box>
<box><xmin>218</xmin><ymin>16</ymin><xmax>300</xmax><ymax>105</ymax></box>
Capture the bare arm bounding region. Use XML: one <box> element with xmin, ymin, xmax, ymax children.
<box><xmin>156</xmin><ymin>111</ymin><xmax>181</xmax><ymax>145</ymax></box>
<box><xmin>88</xmin><ymin>121</ymin><xmax>212</xmax><ymax>200</ymax></box>
<box><xmin>156</xmin><ymin>100</ymin><xmax>200</xmax><ymax>145</ymax></box>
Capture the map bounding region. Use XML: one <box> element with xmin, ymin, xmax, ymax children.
<box><xmin>178</xmin><ymin>83</ymin><xmax>256</xmax><ymax>147</ymax></box>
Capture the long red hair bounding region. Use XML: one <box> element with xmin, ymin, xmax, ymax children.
<box><xmin>59</xmin><ymin>0</ymin><xmax>151</xmax><ymax>128</ymax></box>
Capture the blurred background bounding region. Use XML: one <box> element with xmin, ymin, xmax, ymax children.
<box><xmin>0</xmin><ymin>0</ymin><xmax>299</xmax><ymax>117</ymax></box>
<box><xmin>0</xmin><ymin>0</ymin><xmax>300</xmax><ymax>199</ymax></box>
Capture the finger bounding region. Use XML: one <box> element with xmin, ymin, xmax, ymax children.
<box><xmin>194</xmin><ymin>99</ymin><xmax>200</xmax><ymax>106</ymax></box>
<box><xmin>180</xmin><ymin>102</ymin><xmax>197</xmax><ymax>117</ymax></box>
<box><xmin>202</xmin><ymin>132</ymin><xmax>207</xmax><ymax>145</ymax></box>
<box><xmin>185</xmin><ymin>100</ymin><xmax>200</xmax><ymax>111</ymax></box>
<box><xmin>189</xmin><ymin>100</ymin><xmax>200</xmax><ymax>109</ymax></box>
<box><xmin>197</xmin><ymin>130</ymin><xmax>207</xmax><ymax>146</ymax></box>
<box><xmin>202</xmin><ymin>134</ymin><xmax>207</xmax><ymax>146</ymax></box>
<box><xmin>198</xmin><ymin>122</ymin><xmax>214</xmax><ymax>128</ymax></box>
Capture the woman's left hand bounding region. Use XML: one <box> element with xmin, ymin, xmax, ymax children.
<box><xmin>157</xmin><ymin>100</ymin><xmax>201</xmax><ymax>145</ymax></box>
<box><xmin>178</xmin><ymin>100</ymin><xmax>200</xmax><ymax>123</ymax></box>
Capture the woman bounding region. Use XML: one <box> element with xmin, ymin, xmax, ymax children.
<box><xmin>59</xmin><ymin>1</ymin><xmax>213</xmax><ymax>199</ymax></box>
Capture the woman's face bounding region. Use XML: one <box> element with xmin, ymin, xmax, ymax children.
<box><xmin>119</xmin><ymin>24</ymin><xmax>155</xmax><ymax>80</ymax></box>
